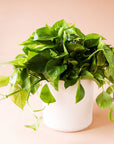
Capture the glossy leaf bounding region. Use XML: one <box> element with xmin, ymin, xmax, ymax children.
<box><xmin>25</xmin><ymin>118</ymin><xmax>40</xmax><ymax>131</ymax></box>
<box><xmin>109</xmin><ymin>106</ymin><xmax>114</xmax><ymax>122</ymax></box>
<box><xmin>10</xmin><ymin>72</ymin><xmax>18</xmax><ymax>86</ymax></box>
<box><xmin>65</xmin><ymin>78</ymin><xmax>78</xmax><ymax>89</ymax></box>
<box><xmin>46</xmin><ymin>59</ymin><xmax>67</xmax><ymax>79</ymax></box>
<box><xmin>19</xmin><ymin>68</ymin><xmax>31</xmax><ymax>92</ymax></box>
<box><xmin>8</xmin><ymin>58</ymin><xmax>27</xmax><ymax>67</ymax></box>
<box><xmin>40</xmin><ymin>84</ymin><xmax>56</xmax><ymax>104</ymax></box>
<box><xmin>106</xmin><ymin>85</ymin><xmax>114</xmax><ymax>94</ymax></box>
<box><xmin>90</xmin><ymin>56</ymin><xmax>97</xmax><ymax>73</ymax></box>
<box><xmin>30</xmin><ymin>76</ymin><xmax>40</xmax><ymax>94</ymax></box>
<box><xmin>34</xmin><ymin>26</ymin><xmax>56</xmax><ymax>41</ymax></box>
<box><xmin>52</xmin><ymin>19</ymin><xmax>69</xmax><ymax>32</ymax></box>
<box><xmin>22</xmin><ymin>41</ymin><xmax>57</xmax><ymax>52</ymax></box>
<box><xmin>74</xmin><ymin>27</ymin><xmax>85</xmax><ymax>38</ymax></box>
<box><xmin>26</xmin><ymin>54</ymin><xmax>49</xmax><ymax>73</ymax></box>
<box><xmin>20</xmin><ymin>32</ymin><xmax>34</xmax><ymax>45</ymax></box>
<box><xmin>11</xmin><ymin>84</ymin><xmax>28</xmax><ymax>110</ymax></box>
<box><xmin>96</xmin><ymin>91</ymin><xmax>112</xmax><ymax>109</ymax></box>
<box><xmin>76</xmin><ymin>79</ymin><xmax>85</xmax><ymax>103</ymax></box>
<box><xmin>50</xmin><ymin>76</ymin><xmax>59</xmax><ymax>91</ymax></box>
<box><xmin>105</xmin><ymin>66</ymin><xmax>114</xmax><ymax>83</ymax></box>
<box><xmin>68</xmin><ymin>43</ymin><xmax>85</xmax><ymax>52</ymax></box>
<box><xmin>63</xmin><ymin>31</ymin><xmax>68</xmax><ymax>55</ymax></box>
<box><xmin>97</xmin><ymin>51</ymin><xmax>106</xmax><ymax>66</ymax></box>
<box><xmin>0</xmin><ymin>76</ymin><xmax>9</xmax><ymax>87</ymax></box>
<box><xmin>85</xmin><ymin>33</ymin><xmax>105</xmax><ymax>40</ymax></box>
<box><xmin>103</xmin><ymin>45</ymin><xmax>114</xmax><ymax>79</ymax></box>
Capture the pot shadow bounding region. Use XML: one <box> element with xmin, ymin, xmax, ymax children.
<box><xmin>83</xmin><ymin>102</ymin><xmax>113</xmax><ymax>131</ymax></box>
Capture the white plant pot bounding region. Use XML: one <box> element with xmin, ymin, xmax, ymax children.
<box><xmin>42</xmin><ymin>80</ymin><xmax>94</xmax><ymax>132</ymax></box>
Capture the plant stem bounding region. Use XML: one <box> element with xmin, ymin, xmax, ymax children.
<box><xmin>29</xmin><ymin>71</ymin><xmax>40</xmax><ymax>79</ymax></box>
<box><xmin>87</xmin><ymin>49</ymin><xmax>103</xmax><ymax>60</ymax></box>
<box><xmin>27</xmin><ymin>102</ymin><xmax>38</xmax><ymax>119</ymax></box>
<box><xmin>33</xmin><ymin>106</ymin><xmax>45</xmax><ymax>112</ymax></box>
<box><xmin>0</xmin><ymin>90</ymin><xmax>21</xmax><ymax>101</ymax></box>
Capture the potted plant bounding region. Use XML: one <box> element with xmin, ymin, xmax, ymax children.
<box><xmin>0</xmin><ymin>19</ymin><xmax>114</xmax><ymax>131</ymax></box>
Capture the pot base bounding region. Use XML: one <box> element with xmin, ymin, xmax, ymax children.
<box><xmin>42</xmin><ymin>80</ymin><xmax>94</xmax><ymax>132</ymax></box>
<box><xmin>43</xmin><ymin>116</ymin><xmax>92</xmax><ymax>132</ymax></box>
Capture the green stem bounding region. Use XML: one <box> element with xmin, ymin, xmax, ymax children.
<box><xmin>6</xmin><ymin>90</ymin><xmax>21</xmax><ymax>97</ymax></box>
<box><xmin>31</xmin><ymin>79</ymin><xmax>41</xmax><ymax>87</ymax></box>
<box><xmin>0</xmin><ymin>77</ymin><xmax>42</xmax><ymax>101</ymax></box>
<box><xmin>33</xmin><ymin>106</ymin><xmax>45</xmax><ymax>112</ymax></box>
<box><xmin>98</xmin><ymin>78</ymin><xmax>110</xmax><ymax>84</ymax></box>
<box><xmin>87</xmin><ymin>49</ymin><xmax>103</xmax><ymax>60</ymax></box>
<box><xmin>29</xmin><ymin>72</ymin><xmax>40</xmax><ymax>79</ymax></box>
<box><xmin>0</xmin><ymin>90</ymin><xmax>21</xmax><ymax>101</ymax></box>
<box><xmin>27</xmin><ymin>102</ymin><xmax>38</xmax><ymax>119</ymax></box>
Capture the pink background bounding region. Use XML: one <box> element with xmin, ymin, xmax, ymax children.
<box><xmin>0</xmin><ymin>0</ymin><xmax>114</xmax><ymax>143</ymax></box>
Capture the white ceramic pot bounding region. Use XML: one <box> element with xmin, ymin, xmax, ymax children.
<box><xmin>43</xmin><ymin>80</ymin><xmax>94</xmax><ymax>132</ymax></box>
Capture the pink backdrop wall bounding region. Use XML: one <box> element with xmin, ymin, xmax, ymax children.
<box><xmin>0</xmin><ymin>0</ymin><xmax>114</xmax><ymax>144</ymax></box>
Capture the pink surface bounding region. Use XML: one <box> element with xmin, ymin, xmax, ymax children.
<box><xmin>0</xmin><ymin>0</ymin><xmax>114</xmax><ymax>143</ymax></box>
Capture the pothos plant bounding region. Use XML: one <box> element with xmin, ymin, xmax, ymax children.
<box><xmin>0</xmin><ymin>19</ymin><xmax>114</xmax><ymax>130</ymax></box>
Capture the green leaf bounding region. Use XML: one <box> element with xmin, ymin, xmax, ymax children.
<box><xmin>97</xmin><ymin>37</ymin><xmax>104</xmax><ymax>49</ymax></box>
<box><xmin>34</xmin><ymin>26</ymin><xmax>56</xmax><ymax>41</ymax></box>
<box><xmin>8</xmin><ymin>58</ymin><xmax>27</xmax><ymax>67</ymax></box>
<box><xmin>50</xmin><ymin>76</ymin><xmax>59</xmax><ymax>91</ymax></box>
<box><xmin>85</xmin><ymin>33</ymin><xmax>105</xmax><ymax>41</ymax></box>
<box><xmin>90</xmin><ymin>56</ymin><xmax>97</xmax><ymax>73</ymax></box>
<box><xmin>81</xmin><ymin>70</ymin><xmax>102</xmax><ymax>87</ymax></box>
<box><xmin>65</xmin><ymin>27</ymin><xmax>76</xmax><ymax>35</ymax></box>
<box><xmin>81</xmin><ymin>71</ymin><xmax>94</xmax><ymax>79</ymax></box>
<box><xmin>84</xmin><ymin>39</ymin><xmax>99</xmax><ymax>48</ymax></box>
<box><xmin>30</xmin><ymin>76</ymin><xmax>40</xmax><ymax>94</ymax></box>
<box><xmin>64</xmin><ymin>24</ymin><xmax>85</xmax><ymax>39</ymax></box>
<box><xmin>19</xmin><ymin>68</ymin><xmax>31</xmax><ymax>92</ymax></box>
<box><xmin>84</xmin><ymin>33</ymin><xmax>104</xmax><ymax>48</ymax></box>
<box><xmin>103</xmin><ymin>45</ymin><xmax>114</xmax><ymax>79</ymax></box>
<box><xmin>64</xmin><ymin>78</ymin><xmax>78</xmax><ymax>89</ymax></box>
<box><xmin>63</xmin><ymin>31</ymin><xmax>68</xmax><ymax>55</ymax></box>
<box><xmin>23</xmin><ymin>47</ymin><xmax>29</xmax><ymax>55</ymax></box>
<box><xmin>25</xmin><ymin>118</ymin><xmax>40</xmax><ymax>131</ymax></box>
<box><xmin>97</xmin><ymin>51</ymin><xmax>106</xmax><ymax>66</ymax></box>
<box><xmin>46</xmin><ymin>59</ymin><xmax>67</xmax><ymax>79</ymax></box>
<box><xmin>62</xmin><ymin>67</ymin><xmax>79</xmax><ymax>88</ymax></box>
<box><xmin>40</xmin><ymin>84</ymin><xmax>56</xmax><ymax>104</ymax></box>
<box><xmin>68</xmin><ymin>43</ymin><xmax>85</xmax><ymax>52</ymax></box>
<box><xmin>109</xmin><ymin>105</ymin><xmax>114</xmax><ymax>122</ymax></box>
<box><xmin>50</xmin><ymin>49</ymin><xmax>57</xmax><ymax>57</ymax></box>
<box><xmin>0</xmin><ymin>76</ymin><xmax>9</xmax><ymax>87</ymax></box>
<box><xmin>94</xmin><ymin>73</ymin><xmax>105</xmax><ymax>87</ymax></box>
<box><xmin>27</xmin><ymin>51</ymin><xmax>38</xmax><ymax>60</ymax></box>
<box><xmin>106</xmin><ymin>85</ymin><xmax>114</xmax><ymax>94</ymax></box>
<box><xmin>10</xmin><ymin>72</ymin><xmax>18</xmax><ymax>86</ymax></box>
<box><xmin>76</xmin><ymin>79</ymin><xmax>85</xmax><ymax>103</ymax></box>
<box><xmin>68</xmin><ymin>59</ymin><xmax>78</xmax><ymax>66</ymax></box>
<box><xmin>16</xmin><ymin>54</ymin><xmax>27</xmax><ymax>59</ymax></box>
<box><xmin>20</xmin><ymin>32</ymin><xmax>34</xmax><ymax>45</ymax></box>
<box><xmin>74</xmin><ymin>27</ymin><xmax>85</xmax><ymax>38</ymax></box>
<box><xmin>105</xmin><ymin>66</ymin><xmax>114</xmax><ymax>83</ymax></box>
<box><xmin>22</xmin><ymin>41</ymin><xmax>57</xmax><ymax>52</ymax></box>
<box><xmin>52</xmin><ymin>19</ymin><xmax>69</xmax><ymax>32</ymax></box>
<box><xmin>11</xmin><ymin>84</ymin><xmax>28</xmax><ymax>110</ymax></box>
<box><xmin>96</xmin><ymin>91</ymin><xmax>112</xmax><ymax>109</ymax></box>
<box><xmin>26</xmin><ymin>54</ymin><xmax>49</xmax><ymax>74</ymax></box>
